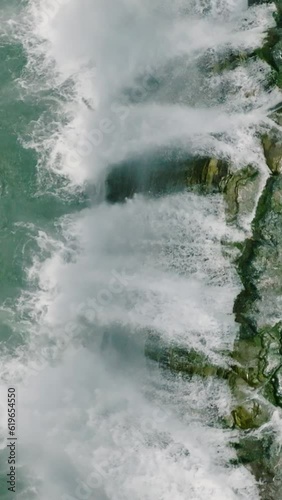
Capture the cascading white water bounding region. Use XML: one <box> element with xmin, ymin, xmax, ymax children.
<box><xmin>0</xmin><ymin>0</ymin><xmax>281</xmax><ymax>498</ymax></box>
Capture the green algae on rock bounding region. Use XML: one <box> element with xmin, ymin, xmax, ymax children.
<box><xmin>231</xmin><ymin>403</ymin><xmax>266</xmax><ymax>430</ymax></box>
<box><xmin>145</xmin><ymin>333</ymin><xmax>229</xmax><ymax>379</ymax></box>
<box><xmin>185</xmin><ymin>157</ymin><xmax>229</xmax><ymax>190</ymax></box>
<box><xmin>143</xmin><ymin>163</ymin><xmax>282</xmax><ymax>495</ymax></box>
<box><xmin>262</xmin><ymin>133</ymin><xmax>282</xmax><ymax>173</ymax></box>
<box><xmin>221</xmin><ymin>166</ymin><xmax>261</xmax><ymax>226</ymax></box>
<box><xmin>105</xmin><ymin>153</ymin><xmax>230</xmax><ymax>202</ymax></box>
<box><xmin>231</xmin><ymin>171</ymin><xmax>282</xmax><ymax>497</ymax></box>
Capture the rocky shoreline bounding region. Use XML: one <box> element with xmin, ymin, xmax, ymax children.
<box><xmin>105</xmin><ymin>1</ymin><xmax>282</xmax><ymax>496</ymax></box>
<box><xmin>163</xmin><ymin>1</ymin><xmax>282</xmax><ymax>496</ymax></box>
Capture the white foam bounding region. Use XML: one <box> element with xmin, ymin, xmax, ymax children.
<box><xmin>1</xmin><ymin>0</ymin><xmax>281</xmax><ymax>498</ymax></box>
<box><xmin>0</xmin><ymin>188</ymin><xmax>258</xmax><ymax>499</ymax></box>
<box><xmin>16</xmin><ymin>0</ymin><xmax>277</xmax><ymax>188</ymax></box>
<box><xmin>13</xmin><ymin>347</ymin><xmax>259</xmax><ymax>500</ymax></box>
<box><xmin>18</xmin><ymin>193</ymin><xmax>241</xmax><ymax>359</ymax></box>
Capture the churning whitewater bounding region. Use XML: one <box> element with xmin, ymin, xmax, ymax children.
<box><xmin>0</xmin><ymin>0</ymin><xmax>281</xmax><ymax>499</ymax></box>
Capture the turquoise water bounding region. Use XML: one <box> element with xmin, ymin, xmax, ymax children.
<box><xmin>0</xmin><ymin>9</ymin><xmax>89</xmax><ymax>495</ymax></box>
<box><xmin>0</xmin><ymin>1</ymin><xmax>280</xmax><ymax>499</ymax></box>
<box><xmin>0</xmin><ymin>6</ymin><xmax>89</xmax><ymax>303</ymax></box>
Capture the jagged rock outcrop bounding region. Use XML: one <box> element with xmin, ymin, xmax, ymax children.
<box><xmin>145</xmin><ymin>334</ymin><xmax>230</xmax><ymax>378</ymax></box>
<box><xmin>262</xmin><ymin>134</ymin><xmax>282</xmax><ymax>173</ymax></box>
<box><xmin>230</xmin><ymin>172</ymin><xmax>282</xmax><ymax>498</ymax></box>
<box><xmin>106</xmin><ymin>153</ymin><xmax>261</xmax><ymax>228</ymax></box>
<box><xmin>234</xmin><ymin>174</ymin><xmax>282</xmax><ymax>401</ymax></box>
<box><xmin>105</xmin><ymin>153</ymin><xmax>230</xmax><ymax>202</ymax></box>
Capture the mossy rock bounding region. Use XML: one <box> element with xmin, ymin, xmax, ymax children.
<box><xmin>222</xmin><ymin>165</ymin><xmax>260</xmax><ymax>224</ymax></box>
<box><xmin>211</xmin><ymin>51</ymin><xmax>250</xmax><ymax>75</ymax></box>
<box><xmin>235</xmin><ymin>431</ymin><xmax>282</xmax><ymax>499</ymax></box>
<box><xmin>189</xmin><ymin>161</ymin><xmax>261</xmax><ymax>227</ymax></box>
<box><xmin>145</xmin><ymin>334</ymin><xmax>229</xmax><ymax>378</ymax></box>
<box><xmin>275</xmin><ymin>1</ymin><xmax>282</xmax><ymax>28</ymax></box>
<box><xmin>235</xmin><ymin>434</ymin><xmax>278</xmax><ymax>499</ymax></box>
<box><xmin>272</xmin><ymin>39</ymin><xmax>282</xmax><ymax>71</ymax></box>
<box><xmin>230</xmin><ymin>342</ymin><xmax>264</xmax><ymax>388</ymax></box>
<box><xmin>262</xmin><ymin>134</ymin><xmax>282</xmax><ymax>173</ymax></box>
<box><xmin>230</xmin><ymin>170</ymin><xmax>282</xmax><ymax>493</ymax></box>
<box><xmin>231</xmin><ymin>402</ymin><xmax>267</xmax><ymax>430</ymax></box>
<box><xmin>185</xmin><ymin>157</ymin><xmax>229</xmax><ymax>190</ymax></box>
<box><xmin>234</xmin><ymin>175</ymin><xmax>282</xmax><ymax>311</ymax></box>
<box><xmin>259</xmin><ymin>323</ymin><xmax>282</xmax><ymax>378</ymax></box>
